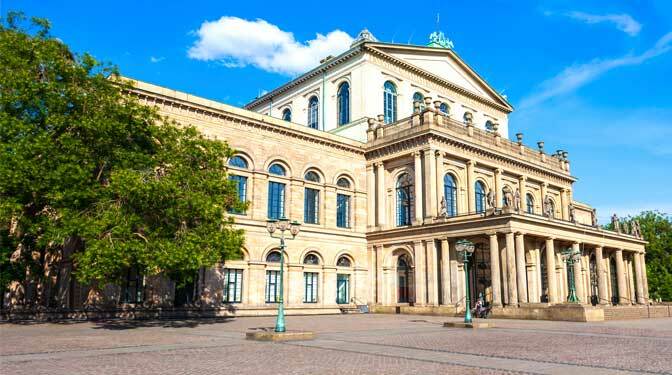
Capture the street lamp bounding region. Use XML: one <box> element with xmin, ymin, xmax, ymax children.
<box><xmin>455</xmin><ymin>239</ymin><xmax>476</xmax><ymax>323</ymax></box>
<box><xmin>266</xmin><ymin>217</ymin><xmax>301</xmax><ymax>333</ymax></box>
<box><xmin>561</xmin><ymin>247</ymin><xmax>580</xmax><ymax>303</ymax></box>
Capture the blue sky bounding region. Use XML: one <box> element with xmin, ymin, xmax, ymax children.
<box><xmin>3</xmin><ymin>0</ymin><xmax>671</xmax><ymax>222</ymax></box>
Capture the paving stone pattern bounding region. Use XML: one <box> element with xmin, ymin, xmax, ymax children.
<box><xmin>1</xmin><ymin>314</ymin><xmax>671</xmax><ymax>374</ymax></box>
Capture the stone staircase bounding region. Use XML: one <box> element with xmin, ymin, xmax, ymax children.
<box><xmin>339</xmin><ymin>304</ymin><xmax>369</xmax><ymax>314</ymax></box>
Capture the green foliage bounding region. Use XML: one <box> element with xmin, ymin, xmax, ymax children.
<box><xmin>0</xmin><ymin>13</ymin><xmax>245</xmax><ymax>294</ymax></box>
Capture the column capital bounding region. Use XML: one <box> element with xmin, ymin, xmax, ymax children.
<box><xmin>375</xmin><ymin>161</ymin><xmax>384</xmax><ymax>168</ymax></box>
<box><xmin>413</xmin><ymin>151</ymin><xmax>421</xmax><ymax>158</ymax></box>
<box><xmin>518</xmin><ymin>175</ymin><xmax>527</xmax><ymax>182</ymax></box>
<box><xmin>515</xmin><ymin>231</ymin><xmax>526</xmax><ymax>236</ymax></box>
<box><xmin>545</xmin><ymin>236</ymin><xmax>556</xmax><ymax>241</ymax></box>
<box><xmin>485</xmin><ymin>230</ymin><xmax>499</xmax><ymax>236</ymax></box>
<box><xmin>541</xmin><ymin>182</ymin><xmax>548</xmax><ymax>188</ymax></box>
<box><xmin>466</xmin><ymin>160</ymin><xmax>477</xmax><ymax>167</ymax></box>
<box><xmin>495</xmin><ymin>168</ymin><xmax>503</xmax><ymax>175</ymax></box>
<box><xmin>434</xmin><ymin>150</ymin><xmax>442</xmax><ymax>157</ymax></box>
<box><xmin>561</xmin><ymin>188</ymin><xmax>569</xmax><ymax>193</ymax></box>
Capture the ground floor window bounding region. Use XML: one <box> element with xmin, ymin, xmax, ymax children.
<box><xmin>337</xmin><ymin>274</ymin><xmax>350</xmax><ymax>304</ymax></box>
<box><xmin>174</xmin><ymin>271</ymin><xmax>199</xmax><ymax>306</ymax></box>
<box><xmin>265</xmin><ymin>270</ymin><xmax>281</xmax><ymax>303</ymax></box>
<box><xmin>304</xmin><ymin>272</ymin><xmax>318</xmax><ymax>303</ymax></box>
<box><xmin>121</xmin><ymin>267</ymin><xmax>143</xmax><ymax>304</ymax></box>
<box><xmin>223</xmin><ymin>269</ymin><xmax>243</xmax><ymax>303</ymax></box>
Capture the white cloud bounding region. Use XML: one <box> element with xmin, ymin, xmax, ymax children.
<box><xmin>150</xmin><ymin>56</ymin><xmax>165</xmax><ymax>63</ymax></box>
<box><xmin>519</xmin><ymin>32</ymin><xmax>672</xmax><ymax>109</ymax></box>
<box><xmin>187</xmin><ymin>17</ymin><xmax>354</xmax><ymax>76</ymax></box>
<box><xmin>564</xmin><ymin>11</ymin><xmax>642</xmax><ymax>36</ymax></box>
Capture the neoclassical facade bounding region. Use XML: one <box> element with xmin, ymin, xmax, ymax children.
<box><xmin>21</xmin><ymin>31</ymin><xmax>650</xmax><ymax>320</ymax></box>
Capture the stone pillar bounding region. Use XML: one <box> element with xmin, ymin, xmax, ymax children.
<box><xmin>424</xmin><ymin>149</ymin><xmax>437</xmax><ymax>219</ymax></box>
<box><xmin>414</xmin><ymin>241</ymin><xmax>427</xmax><ymax>305</ymax></box>
<box><xmin>515</xmin><ymin>233</ymin><xmax>528</xmax><ymax>303</ymax></box>
<box><xmin>413</xmin><ymin>152</ymin><xmax>423</xmax><ymax>224</ymax></box>
<box><xmin>628</xmin><ymin>258</ymin><xmax>636</xmax><ymax>304</ymax></box>
<box><xmin>641</xmin><ymin>253</ymin><xmax>649</xmax><ymax>301</ymax></box>
<box><xmin>560</xmin><ymin>189</ymin><xmax>569</xmax><ymax>220</ymax></box>
<box><xmin>376</xmin><ymin>245</ymin><xmax>383</xmax><ymax>304</ymax></box>
<box><xmin>366</xmin><ymin>164</ymin><xmax>375</xmax><ymax>228</ymax></box>
<box><xmin>518</xmin><ymin>175</ymin><xmax>527</xmax><ymax>212</ymax></box>
<box><xmin>615</xmin><ymin>249</ymin><xmax>628</xmax><ymax>305</ymax></box>
<box><xmin>466</xmin><ymin>161</ymin><xmax>476</xmax><ymax>213</ymax></box>
<box><xmin>545</xmin><ymin>237</ymin><xmax>557</xmax><ymax>304</ymax></box>
<box><xmin>435</xmin><ymin>151</ymin><xmax>444</xmax><ymax>217</ymax></box>
<box><xmin>634</xmin><ymin>252</ymin><xmax>645</xmax><ymax>304</ymax></box>
<box><xmin>376</xmin><ymin>162</ymin><xmax>386</xmax><ymax>228</ymax></box>
<box><xmin>489</xmin><ymin>233</ymin><xmax>502</xmax><ymax>306</ymax></box>
<box><xmin>595</xmin><ymin>246</ymin><xmax>608</xmax><ymax>305</ymax></box>
<box><xmin>540</xmin><ymin>182</ymin><xmax>548</xmax><ymax>215</ymax></box>
<box><xmin>571</xmin><ymin>243</ymin><xmax>584</xmax><ymax>303</ymax></box>
<box><xmin>426</xmin><ymin>240</ymin><xmax>438</xmax><ymax>305</ymax></box>
<box><xmin>505</xmin><ymin>232</ymin><xmax>518</xmax><ymax>305</ymax></box>
<box><xmin>500</xmin><ymin>240</ymin><xmax>509</xmax><ymax>305</ymax></box>
<box><xmin>247</xmin><ymin>263</ymin><xmax>266</xmax><ymax>306</ymax></box>
<box><xmin>323</xmin><ymin>266</ymin><xmax>337</xmax><ymax>306</ymax></box>
<box><xmin>440</xmin><ymin>238</ymin><xmax>451</xmax><ymax>304</ymax></box>
<box><xmin>449</xmin><ymin>240</ymin><xmax>460</xmax><ymax>305</ymax></box>
<box><xmin>494</xmin><ymin>168</ymin><xmax>503</xmax><ymax>209</ymax></box>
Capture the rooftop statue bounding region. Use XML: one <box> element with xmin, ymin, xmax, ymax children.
<box><xmin>351</xmin><ymin>29</ymin><xmax>378</xmax><ymax>47</ymax></box>
<box><xmin>428</xmin><ymin>31</ymin><xmax>454</xmax><ymax>49</ymax></box>
<box><xmin>611</xmin><ymin>214</ymin><xmax>621</xmax><ymax>233</ymax></box>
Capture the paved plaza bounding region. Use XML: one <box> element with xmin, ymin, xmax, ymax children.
<box><xmin>1</xmin><ymin>314</ymin><xmax>671</xmax><ymax>374</ymax></box>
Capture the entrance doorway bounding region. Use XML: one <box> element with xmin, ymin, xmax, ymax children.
<box><xmin>468</xmin><ymin>242</ymin><xmax>491</xmax><ymax>308</ymax></box>
<box><xmin>397</xmin><ymin>255</ymin><xmax>411</xmax><ymax>303</ymax></box>
<box><xmin>336</xmin><ymin>274</ymin><xmax>350</xmax><ymax>304</ymax></box>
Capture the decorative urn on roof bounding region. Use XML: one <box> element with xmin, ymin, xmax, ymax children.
<box><xmin>428</xmin><ymin>31</ymin><xmax>454</xmax><ymax>49</ymax></box>
<box><xmin>351</xmin><ymin>29</ymin><xmax>378</xmax><ymax>47</ymax></box>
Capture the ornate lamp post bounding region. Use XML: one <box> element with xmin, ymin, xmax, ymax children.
<box><xmin>561</xmin><ymin>247</ymin><xmax>580</xmax><ymax>303</ymax></box>
<box><xmin>266</xmin><ymin>217</ymin><xmax>301</xmax><ymax>332</ymax></box>
<box><xmin>455</xmin><ymin>239</ymin><xmax>476</xmax><ymax>323</ymax></box>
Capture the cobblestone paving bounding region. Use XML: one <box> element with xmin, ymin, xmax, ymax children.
<box><xmin>1</xmin><ymin>314</ymin><xmax>671</xmax><ymax>374</ymax></box>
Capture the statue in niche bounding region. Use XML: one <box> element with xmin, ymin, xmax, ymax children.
<box><xmin>486</xmin><ymin>189</ymin><xmax>495</xmax><ymax>209</ymax></box>
<box><xmin>514</xmin><ymin>189</ymin><xmax>521</xmax><ymax>212</ymax></box>
<box><xmin>543</xmin><ymin>195</ymin><xmax>553</xmax><ymax>218</ymax></box>
<box><xmin>502</xmin><ymin>187</ymin><xmax>514</xmax><ymax>209</ymax></box>
<box><xmin>611</xmin><ymin>214</ymin><xmax>621</xmax><ymax>233</ymax></box>
<box><xmin>439</xmin><ymin>196</ymin><xmax>447</xmax><ymax>217</ymax></box>
<box><xmin>569</xmin><ymin>203</ymin><xmax>576</xmax><ymax>223</ymax></box>
<box><xmin>591</xmin><ymin>208</ymin><xmax>598</xmax><ymax>227</ymax></box>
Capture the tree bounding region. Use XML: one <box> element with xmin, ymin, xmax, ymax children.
<box><xmin>605</xmin><ymin>211</ymin><xmax>672</xmax><ymax>301</ymax></box>
<box><xmin>0</xmin><ymin>13</ymin><xmax>245</xmax><ymax>307</ymax></box>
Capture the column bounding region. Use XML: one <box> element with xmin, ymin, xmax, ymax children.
<box><xmin>572</xmin><ymin>243</ymin><xmax>584</xmax><ymax>303</ymax></box>
<box><xmin>440</xmin><ymin>238</ymin><xmax>451</xmax><ymax>304</ymax></box>
<box><xmin>641</xmin><ymin>253</ymin><xmax>649</xmax><ymax>301</ymax></box>
<box><xmin>628</xmin><ymin>258</ymin><xmax>636</xmax><ymax>304</ymax></box>
<box><xmin>376</xmin><ymin>162</ymin><xmax>386</xmax><ymax>227</ymax></box>
<box><xmin>449</xmin><ymin>240</ymin><xmax>460</xmax><ymax>305</ymax></box>
<box><xmin>376</xmin><ymin>245</ymin><xmax>383</xmax><ymax>304</ymax></box>
<box><xmin>518</xmin><ymin>176</ymin><xmax>527</xmax><ymax>213</ymax></box>
<box><xmin>466</xmin><ymin>161</ymin><xmax>476</xmax><ymax>213</ymax></box>
<box><xmin>426</xmin><ymin>240</ymin><xmax>438</xmax><ymax>305</ymax></box>
<box><xmin>494</xmin><ymin>168</ymin><xmax>503</xmax><ymax>209</ymax></box>
<box><xmin>633</xmin><ymin>253</ymin><xmax>645</xmax><ymax>304</ymax></box>
<box><xmin>595</xmin><ymin>246</ymin><xmax>608</xmax><ymax>305</ymax></box>
<box><xmin>615</xmin><ymin>249</ymin><xmax>628</xmax><ymax>305</ymax></box>
<box><xmin>489</xmin><ymin>233</ymin><xmax>502</xmax><ymax>306</ymax></box>
<box><xmin>505</xmin><ymin>232</ymin><xmax>518</xmax><ymax>305</ymax></box>
<box><xmin>424</xmin><ymin>149</ymin><xmax>437</xmax><ymax>219</ymax></box>
<box><xmin>414</xmin><ymin>241</ymin><xmax>427</xmax><ymax>305</ymax></box>
<box><xmin>540</xmin><ymin>182</ymin><xmax>548</xmax><ymax>214</ymax></box>
<box><xmin>323</xmin><ymin>266</ymin><xmax>337</xmax><ymax>306</ymax></box>
<box><xmin>500</xmin><ymin>240</ymin><xmax>509</xmax><ymax>305</ymax></box>
<box><xmin>413</xmin><ymin>152</ymin><xmax>424</xmax><ymax>224</ymax></box>
<box><xmin>560</xmin><ymin>189</ymin><xmax>569</xmax><ymax>220</ymax></box>
<box><xmin>435</xmin><ymin>151</ymin><xmax>444</xmax><ymax>217</ymax></box>
<box><xmin>515</xmin><ymin>233</ymin><xmax>528</xmax><ymax>303</ymax></box>
<box><xmin>545</xmin><ymin>238</ymin><xmax>557</xmax><ymax>303</ymax></box>
<box><xmin>366</xmin><ymin>164</ymin><xmax>375</xmax><ymax>227</ymax></box>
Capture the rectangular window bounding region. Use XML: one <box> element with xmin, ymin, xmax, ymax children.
<box><xmin>121</xmin><ymin>268</ymin><xmax>143</xmax><ymax>304</ymax></box>
<box><xmin>228</xmin><ymin>175</ymin><xmax>247</xmax><ymax>214</ymax></box>
<box><xmin>268</xmin><ymin>182</ymin><xmax>285</xmax><ymax>219</ymax></box>
<box><xmin>337</xmin><ymin>194</ymin><xmax>350</xmax><ymax>228</ymax></box>
<box><xmin>304</xmin><ymin>188</ymin><xmax>320</xmax><ymax>224</ymax></box>
<box><xmin>304</xmin><ymin>272</ymin><xmax>318</xmax><ymax>303</ymax></box>
<box><xmin>265</xmin><ymin>270</ymin><xmax>281</xmax><ymax>303</ymax></box>
<box><xmin>223</xmin><ymin>269</ymin><xmax>243</xmax><ymax>303</ymax></box>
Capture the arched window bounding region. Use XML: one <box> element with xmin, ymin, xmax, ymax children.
<box><xmin>485</xmin><ymin>120</ymin><xmax>495</xmax><ymax>131</ymax></box>
<box><xmin>443</xmin><ymin>174</ymin><xmax>457</xmax><ymax>217</ymax></box>
<box><xmin>282</xmin><ymin>108</ymin><xmax>292</xmax><ymax>122</ymax></box>
<box><xmin>308</xmin><ymin>96</ymin><xmax>319</xmax><ymax>129</ymax></box>
<box><xmin>336</xmin><ymin>177</ymin><xmax>351</xmax><ymax>189</ymax></box>
<box><xmin>228</xmin><ymin>155</ymin><xmax>248</xmax><ymax>169</ymax></box>
<box><xmin>526</xmin><ymin>193</ymin><xmax>535</xmax><ymax>214</ymax></box>
<box><xmin>304</xmin><ymin>171</ymin><xmax>320</xmax><ymax>183</ymax></box>
<box><xmin>439</xmin><ymin>102</ymin><xmax>449</xmax><ymax>115</ymax></box>
<box><xmin>266</xmin><ymin>251</ymin><xmax>282</xmax><ymax>263</ymax></box>
<box><xmin>412</xmin><ymin>92</ymin><xmax>424</xmax><ymax>112</ymax></box>
<box><xmin>463</xmin><ymin>111</ymin><xmax>473</xmax><ymax>125</ymax></box>
<box><xmin>396</xmin><ymin>173</ymin><xmax>413</xmax><ymax>226</ymax></box>
<box><xmin>337</xmin><ymin>256</ymin><xmax>352</xmax><ymax>267</ymax></box>
<box><xmin>397</xmin><ymin>255</ymin><xmax>410</xmax><ymax>303</ymax></box>
<box><xmin>268</xmin><ymin>163</ymin><xmax>286</xmax><ymax>176</ymax></box>
<box><xmin>303</xmin><ymin>253</ymin><xmax>320</xmax><ymax>265</ymax></box>
<box><xmin>475</xmin><ymin>181</ymin><xmax>486</xmax><ymax>213</ymax></box>
<box><xmin>337</xmin><ymin>82</ymin><xmax>350</xmax><ymax>126</ymax></box>
<box><xmin>383</xmin><ymin>81</ymin><xmax>397</xmax><ymax>124</ymax></box>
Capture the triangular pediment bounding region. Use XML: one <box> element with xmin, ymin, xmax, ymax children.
<box><xmin>367</xmin><ymin>43</ymin><xmax>512</xmax><ymax>111</ymax></box>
